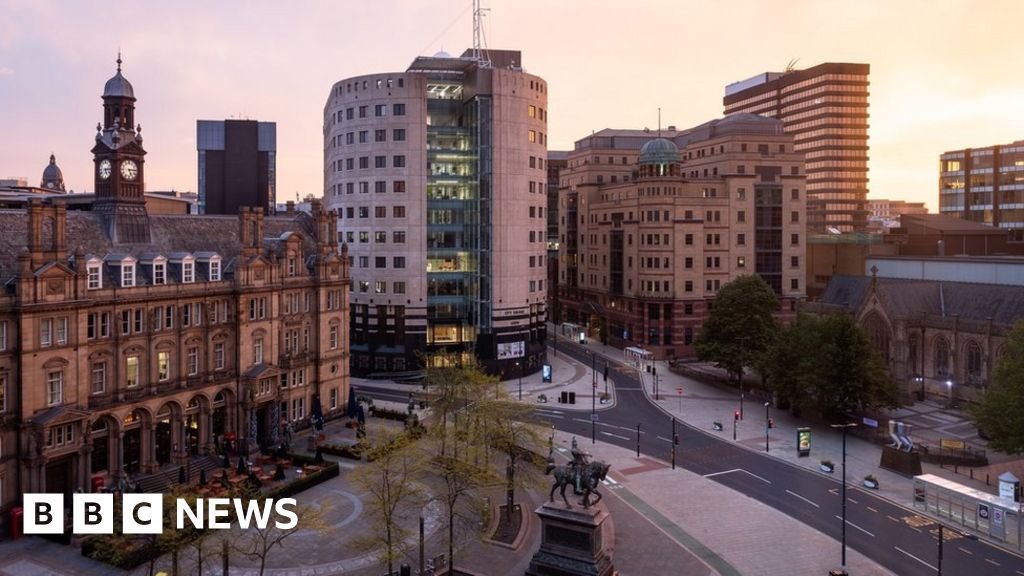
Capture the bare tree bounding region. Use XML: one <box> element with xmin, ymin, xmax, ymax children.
<box><xmin>350</xmin><ymin>425</ymin><xmax>425</xmax><ymax>574</ymax></box>
<box><xmin>231</xmin><ymin>503</ymin><xmax>328</xmax><ymax>576</ymax></box>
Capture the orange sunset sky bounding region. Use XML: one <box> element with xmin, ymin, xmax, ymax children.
<box><xmin>2</xmin><ymin>0</ymin><xmax>1023</xmax><ymax>211</ymax></box>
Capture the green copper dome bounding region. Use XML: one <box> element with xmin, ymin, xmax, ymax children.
<box><xmin>639</xmin><ymin>138</ymin><xmax>680</xmax><ymax>165</ymax></box>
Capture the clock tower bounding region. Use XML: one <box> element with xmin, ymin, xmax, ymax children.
<box><xmin>91</xmin><ymin>54</ymin><xmax>150</xmax><ymax>243</ymax></box>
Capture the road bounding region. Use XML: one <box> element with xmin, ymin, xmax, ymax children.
<box><xmin>356</xmin><ymin>340</ymin><xmax>1024</xmax><ymax>576</ymax></box>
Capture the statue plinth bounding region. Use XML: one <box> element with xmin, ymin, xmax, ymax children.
<box><xmin>525</xmin><ymin>501</ymin><xmax>615</xmax><ymax>576</ymax></box>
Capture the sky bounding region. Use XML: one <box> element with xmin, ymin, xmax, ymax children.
<box><xmin>2</xmin><ymin>0</ymin><xmax>1023</xmax><ymax>211</ymax></box>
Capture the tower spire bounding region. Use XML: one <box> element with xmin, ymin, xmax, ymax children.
<box><xmin>657</xmin><ymin>108</ymin><xmax>661</xmax><ymax>138</ymax></box>
<box><xmin>116</xmin><ymin>50</ymin><xmax>122</xmax><ymax>72</ymax></box>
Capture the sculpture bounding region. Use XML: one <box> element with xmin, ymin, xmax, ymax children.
<box><xmin>546</xmin><ymin>458</ymin><xmax>611</xmax><ymax>509</ymax></box>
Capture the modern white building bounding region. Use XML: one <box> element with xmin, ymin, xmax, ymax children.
<box><xmin>324</xmin><ymin>49</ymin><xmax>549</xmax><ymax>377</ymax></box>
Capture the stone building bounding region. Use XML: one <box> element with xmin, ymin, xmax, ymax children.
<box><xmin>807</xmin><ymin>273</ymin><xmax>1023</xmax><ymax>403</ymax></box>
<box><xmin>557</xmin><ymin>115</ymin><xmax>807</xmax><ymax>359</ymax></box>
<box><xmin>0</xmin><ymin>58</ymin><xmax>350</xmax><ymax>523</ymax></box>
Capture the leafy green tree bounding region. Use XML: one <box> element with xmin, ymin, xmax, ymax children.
<box><xmin>765</xmin><ymin>313</ymin><xmax>897</xmax><ymax>420</ymax></box>
<box><xmin>971</xmin><ymin>322</ymin><xmax>1024</xmax><ymax>453</ymax></box>
<box><xmin>694</xmin><ymin>274</ymin><xmax>779</xmax><ymax>385</ymax></box>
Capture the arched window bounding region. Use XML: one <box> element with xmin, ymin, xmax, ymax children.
<box><xmin>966</xmin><ymin>341</ymin><xmax>983</xmax><ymax>384</ymax></box>
<box><xmin>908</xmin><ymin>334</ymin><xmax>920</xmax><ymax>375</ymax></box>
<box><xmin>934</xmin><ymin>337</ymin><xmax>950</xmax><ymax>377</ymax></box>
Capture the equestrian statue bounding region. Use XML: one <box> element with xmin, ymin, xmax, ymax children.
<box><xmin>546</xmin><ymin>436</ymin><xmax>611</xmax><ymax>509</ymax></box>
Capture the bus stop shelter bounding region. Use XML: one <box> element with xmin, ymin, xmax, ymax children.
<box><xmin>913</xmin><ymin>473</ymin><xmax>1022</xmax><ymax>551</ymax></box>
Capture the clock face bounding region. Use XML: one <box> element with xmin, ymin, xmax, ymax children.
<box><xmin>120</xmin><ymin>160</ymin><xmax>138</xmax><ymax>181</ymax></box>
<box><xmin>98</xmin><ymin>160</ymin><xmax>111</xmax><ymax>180</ymax></box>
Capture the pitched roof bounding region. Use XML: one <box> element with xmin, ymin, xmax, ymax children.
<box><xmin>819</xmin><ymin>275</ymin><xmax>1024</xmax><ymax>327</ymax></box>
<box><xmin>0</xmin><ymin>209</ymin><xmax>319</xmax><ymax>285</ymax></box>
<box><xmin>898</xmin><ymin>213</ymin><xmax>1007</xmax><ymax>234</ymax></box>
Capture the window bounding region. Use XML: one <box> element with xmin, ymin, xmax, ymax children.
<box><xmin>183</xmin><ymin>261</ymin><xmax>195</xmax><ymax>283</ymax></box>
<box><xmin>47</xmin><ymin>424</ymin><xmax>75</xmax><ymax>449</ymax></box>
<box><xmin>165</xmin><ymin>305</ymin><xmax>174</xmax><ymax>329</ymax></box>
<box><xmin>253</xmin><ymin>337</ymin><xmax>264</xmax><ymax>365</ymax></box>
<box><xmin>155</xmin><ymin>352</ymin><xmax>173</xmax><ymax>381</ymax></box>
<box><xmin>791</xmin><ymin>233</ymin><xmax>800</xmax><ymax>245</ymax></box>
<box><xmin>153</xmin><ymin>262</ymin><xmax>166</xmax><ymax>284</ymax></box>
<box><xmin>375</xmin><ymin>104</ymin><xmax>386</xmax><ymax>117</ymax></box>
<box><xmin>359</xmin><ymin>157</ymin><xmax>369</xmax><ymax>169</ymax></box>
<box><xmin>49</xmin><ymin>369</ymin><xmax>66</xmax><ymax>406</ymax></box>
<box><xmin>214</xmin><ymin>342</ymin><xmax>225</xmax><ymax>371</ymax></box>
<box><xmin>393</xmin><ymin>155</ymin><xmax>406</xmax><ymax>168</ymax></box>
<box><xmin>375</xmin><ymin>281</ymin><xmax>386</xmax><ymax>294</ymax></box>
<box><xmin>187</xmin><ymin>347</ymin><xmax>199</xmax><ymax>376</ymax></box>
<box><xmin>292</xmin><ymin>397</ymin><xmax>305</xmax><ymax>421</ymax></box>
<box><xmin>375</xmin><ymin>155</ymin><xmax>387</xmax><ymax>168</ymax></box>
<box><xmin>249</xmin><ymin>297</ymin><xmax>267</xmax><ymax>320</ymax></box>
<box><xmin>393</xmin><ymin>128</ymin><xmax>406</xmax><ymax>141</ymax></box>
<box><xmin>182</xmin><ymin>304</ymin><xmax>191</xmax><ymax>327</ymax></box>
<box><xmin>87</xmin><ymin>264</ymin><xmax>102</xmax><ymax>289</ymax></box>
<box><xmin>393</xmin><ymin>180</ymin><xmax>406</xmax><ymax>193</ymax></box>
<box><xmin>737</xmin><ymin>256</ymin><xmax>746</xmax><ymax>268</ymax></box>
<box><xmin>528</xmin><ymin>105</ymin><xmax>536</xmax><ymax>117</ymax></box>
<box><xmin>375</xmin><ymin>206</ymin><xmax>387</xmax><ymax>218</ymax></box>
<box><xmin>329</xmin><ymin>325</ymin><xmax>339</xmax><ymax>349</ymax></box>
<box><xmin>791</xmin><ymin>256</ymin><xmax>799</xmax><ymax>267</ymax></box>
<box><xmin>791</xmin><ymin>211</ymin><xmax>800</xmax><ymax>223</ymax></box>
<box><xmin>121</xmin><ymin>310</ymin><xmax>131</xmax><ymax>335</ymax></box>
<box><xmin>358</xmin><ymin>105</ymin><xmax>367</xmax><ymax>118</ymax></box>
<box><xmin>91</xmin><ymin>361</ymin><xmax>106</xmax><ymax>394</ymax></box>
<box><xmin>393</xmin><ymin>281</ymin><xmax>406</xmax><ymax>294</ymax></box>
<box><xmin>393</xmin><ymin>103</ymin><xmax>405</xmax><ymax>116</ymax></box>
<box><xmin>393</xmin><ymin>256</ymin><xmax>406</xmax><ymax>268</ymax></box>
<box><xmin>0</xmin><ymin>374</ymin><xmax>5</xmax><ymax>412</ymax></box>
<box><xmin>791</xmin><ymin>189</ymin><xmax>800</xmax><ymax>201</ymax></box>
<box><xmin>737</xmin><ymin>210</ymin><xmax>746</xmax><ymax>223</ymax></box>
<box><xmin>375</xmin><ymin>233</ymin><xmax>387</xmax><ymax>244</ymax></box>
<box><xmin>737</xmin><ymin>233</ymin><xmax>746</xmax><ymax>246</ymax></box>
<box><xmin>790</xmin><ymin>278</ymin><xmax>799</xmax><ymax>290</ymax></box>
<box><xmin>375</xmin><ymin>256</ymin><xmax>386</xmax><ymax>268</ymax></box>
<box><xmin>330</xmin><ymin>388</ymin><xmax>338</xmax><ymax>410</ymax></box>
<box><xmin>87</xmin><ymin>313</ymin><xmax>97</xmax><ymax>339</ymax></box>
<box><xmin>0</xmin><ymin>321</ymin><xmax>5</xmax><ymax>350</ymax></box>
<box><xmin>528</xmin><ymin>130</ymin><xmax>537</xmax><ymax>143</ymax></box>
<box><xmin>134</xmin><ymin>308</ymin><xmax>144</xmax><ymax>332</ymax></box>
<box><xmin>122</xmin><ymin>263</ymin><xmax>135</xmax><ymax>287</ymax></box>
<box><xmin>210</xmin><ymin>259</ymin><xmax>221</xmax><ymax>281</ymax></box>
<box><xmin>934</xmin><ymin>338</ymin><xmax>950</xmax><ymax>377</ymax></box>
<box><xmin>393</xmin><ymin>231</ymin><xmax>406</xmax><ymax>243</ymax></box>
<box><xmin>40</xmin><ymin>318</ymin><xmax>52</xmax><ymax>347</ymax></box>
<box><xmin>393</xmin><ymin>206</ymin><xmax>406</xmax><ymax>218</ymax></box>
<box><xmin>684</xmin><ymin>234</ymin><xmax>693</xmax><ymax>246</ymax></box>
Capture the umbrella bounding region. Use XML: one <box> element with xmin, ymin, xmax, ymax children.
<box><xmin>346</xmin><ymin>387</ymin><xmax>357</xmax><ymax>418</ymax></box>
<box><xmin>311</xmin><ymin>394</ymin><xmax>325</xmax><ymax>432</ymax></box>
<box><xmin>356</xmin><ymin>403</ymin><xmax>366</xmax><ymax>425</ymax></box>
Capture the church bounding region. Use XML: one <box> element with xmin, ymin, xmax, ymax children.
<box><xmin>0</xmin><ymin>57</ymin><xmax>350</xmax><ymax>529</ymax></box>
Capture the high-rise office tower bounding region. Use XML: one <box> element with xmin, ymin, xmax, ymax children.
<box><xmin>939</xmin><ymin>140</ymin><xmax>1024</xmax><ymax>236</ymax></box>
<box><xmin>324</xmin><ymin>49</ymin><xmax>549</xmax><ymax>376</ymax></box>
<box><xmin>196</xmin><ymin>119</ymin><xmax>276</xmax><ymax>215</ymax></box>
<box><xmin>724</xmin><ymin>62</ymin><xmax>869</xmax><ymax>232</ymax></box>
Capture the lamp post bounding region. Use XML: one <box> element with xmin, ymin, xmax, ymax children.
<box><xmin>936</xmin><ymin>522</ymin><xmax>977</xmax><ymax>576</ymax></box>
<box><xmin>946</xmin><ymin>379</ymin><xmax>954</xmax><ymax>409</ymax></box>
<box><xmin>653</xmin><ymin>364</ymin><xmax>659</xmax><ymax>400</ymax></box>
<box><xmin>671</xmin><ymin>417</ymin><xmax>677</xmax><ymax>470</ymax></box>
<box><xmin>516</xmin><ymin>361</ymin><xmax>523</xmax><ymax>401</ymax></box>
<box><xmin>591</xmin><ymin>353</ymin><xmax>597</xmax><ymax>444</ymax></box>
<box><xmin>736</xmin><ymin>336</ymin><xmax>750</xmax><ymax>420</ymax></box>
<box><xmin>764</xmin><ymin>402</ymin><xmax>770</xmax><ymax>453</ymax></box>
<box><xmin>915</xmin><ymin>374</ymin><xmax>924</xmax><ymax>401</ymax></box>
<box><xmin>830</xmin><ymin>422</ymin><xmax>858</xmax><ymax>576</ymax></box>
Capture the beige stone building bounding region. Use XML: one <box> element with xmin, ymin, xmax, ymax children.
<box><xmin>323</xmin><ymin>49</ymin><xmax>548</xmax><ymax>377</ymax></box>
<box><xmin>0</xmin><ymin>59</ymin><xmax>349</xmax><ymax>523</ymax></box>
<box><xmin>558</xmin><ymin>115</ymin><xmax>806</xmax><ymax>359</ymax></box>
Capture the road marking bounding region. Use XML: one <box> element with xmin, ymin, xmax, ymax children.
<box><xmin>867</xmin><ymin>506</ymin><xmax>878</xmax><ymax>513</ymax></box>
<box><xmin>895</xmin><ymin>546</ymin><xmax>937</xmax><ymax>571</ymax></box>
<box><xmin>847</xmin><ymin>497</ymin><xmax>859</xmax><ymax>505</ymax></box>
<box><xmin>703</xmin><ymin>468</ymin><xmax>771</xmax><ymax>484</ymax></box>
<box><xmin>835</xmin><ymin>516</ymin><xmax>875</xmax><ymax>537</ymax></box>
<box><xmin>828</xmin><ymin>488</ymin><xmax>839</xmax><ymax>496</ymax></box>
<box><xmin>887</xmin><ymin>515</ymin><xmax>900</xmax><ymax>523</ymax></box>
<box><xmin>785</xmin><ymin>489</ymin><xmax>820</xmax><ymax>508</ymax></box>
<box><xmin>985</xmin><ymin>558</ymin><xmax>1001</xmax><ymax>567</ymax></box>
<box><xmin>656</xmin><ymin>436</ymin><xmax>672</xmax><ymax>443</ymax></box>
<box><xmin>602</xmin><ymin>476</ymin><xmax>620</xmax><ymax>486</ymax></box>
<box><xmin>959</xmin><ymin>547</ymin><xmax>973</xmax><ymax>555</ymax></box>
<box><xmin>600</xmin><ymin>431</ymin><xmax>630</xmax><ymax>441</ymax></box>
<box><xmin>572</xmin><ymin>418</ymin><xmax>592</xmax><ymax>424</ymax></box>
<box><xmin>540</xmin><ymin>414</ymin><xmax>564</xmax><ymax>419</ymax></box>
<box><xmin>616</xmin><ymin>387</ymin><xmax>643</xmax><ymax>390</ymax></box>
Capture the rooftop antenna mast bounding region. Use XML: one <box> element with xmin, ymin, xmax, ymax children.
<box><xmin>785</xmin><ymin>58</ymin><xmax>800</xmax><ymax>73</ymax></box>
<box><xmin>473</xmin><ymin>0</ymin><xmax>491</xmax><ymax>68</ymax></box>
<box><xmin>658</xmin><ymin>107</ymin><xmax>661</xmax><ymax>138</ymax></box>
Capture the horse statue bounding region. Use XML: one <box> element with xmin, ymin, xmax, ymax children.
<box><xmin>546</xmin><ymin>459</ymin><xmax>611</xmax><ymax>509</ymax></box>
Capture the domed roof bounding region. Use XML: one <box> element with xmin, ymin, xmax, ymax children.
<box><xmin>41</xmin><ymin>154</ymin><xmax>65</xmax><ymax>191</ymax></box>
<box><xmin>639</xmin><ymin>138</ymin><xmax>680</xmax><ymax>165</ymax></box>
<box><xmin>433</xmin><ymin>50</ymin><xmax>453</xmax><ymax>58</ymax></box>
<box><xmin>103</xmin><ymin>55</ymin><xmax>135</xmax><ymax>99</ymax></box>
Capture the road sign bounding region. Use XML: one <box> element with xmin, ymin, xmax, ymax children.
<box><xmin>862</xmin><ymin>417</ymin><xmax>878</xmax><ymax>428</ymax></box>
<box><xmin>590</xmin><ymin>413</ymin><xmax>599</xmax><ymax>422</ymax></box>
<box><xmin>677</xmin><ymin>387</ymin><xmax>683</xmax><ymax>395</ymax></box>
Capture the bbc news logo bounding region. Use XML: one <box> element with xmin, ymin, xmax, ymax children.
<box><xmin>24</xmin><ymin>494</ymin><xmax>299</xmax><ymax>534</ymax></box>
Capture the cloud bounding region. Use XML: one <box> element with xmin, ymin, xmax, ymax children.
<box><xmin>0</xmin><ymin>67</ymin><xmax>14</xmax><ymax>76</ymax></box>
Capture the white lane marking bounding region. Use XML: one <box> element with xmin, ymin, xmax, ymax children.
<box><xmin>600</xmin><ymin>431</ymin><xmax>630</xmax><ymax>441</ymax></box>
<box><xmin>703</xmin><ymin>468</ymin><xmax>771</xmax><ymax>484</ymax></box>
<box><xmin>835</xmin><ymin>515</ymin><xmax>875</xmax><ymax>537</ymax></box>
<box><xmin>656</xmin><ymin>436</ymin><xmax>672</xmax><ymax>443</ymax></box>
<box><xmin>786</xmin><ymin>489</ymin><xmax>820</xmax><ymax>508</ymax></box>
<box><xmin>602</xmin><ymin>476</ymin><xmax>620</xmax><ymax>486</ymax></box>
<box><xmin>847</xmin><ymin>497</ymin><xmax>859</xmax><ymax>505</ymax></box>
<box><xmin>540</xmin><ymin>414</ymin><xmax>565</xmax><ymax>419</ymax></box>
<box><xmin>572</xmin><ymin>418</ymin><xmax>592</xmax><ymax>424</ymax></box>
<box><xmin>867</xmin><ymin>506</ymin><xmax>878</xmax><ymax>513</ymax></box>
<box><xmin>537</xmin><ymin>409</ymin><xmax>565</xmax><ymax>415</ymax></box>
<box><xmin>958</xmin><ymin>547</ymin><xmax>973</xmax><ymax>555</ymax></box>
<box><xmin>985</xmin><ymin>558</ymin><xmax>1001</xmax><ymax>567</ymax></box>
<box><xmin>894</xmin><ymin>546</ymin><xmax>937</xmax><ymax>571</ymax></box>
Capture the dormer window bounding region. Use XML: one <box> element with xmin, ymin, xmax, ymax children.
<box><xmin>153</xmin><ymin>262</ymin><xmax>166</xmax><ymax>285</ymax></box>
<box><xmin>87</xmin><ymin>263</ymin><xmax>103</xmax><ymax>290</ymax></box>
<box><xmin>122</xmin><ymin>263</ymin><xmax>135</xmax><ymax>287</ymax></box>
<box><xmin>287</xmin><ymin>257</ymin><xmax>297</xmax><ymax>276</ymax></box>
<box><xmin>210</xmin><ymin>258</ymin><xmax>221</xmax><ymax>281</ymax></box>
<box><xmin>183</xmin><ymin>261</ymin><xmax>195</xmax><ymax>283</ymax></box>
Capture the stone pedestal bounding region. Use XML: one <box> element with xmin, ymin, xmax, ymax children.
<box><xmin>525</xmin><ymin>502</ymin><xmax>615</xmax><ymax>576</ymax></box>
<box><xmin>880</xmin><ymin>445</ymin><xmax>922</xmax><ymax>476</ymax></box>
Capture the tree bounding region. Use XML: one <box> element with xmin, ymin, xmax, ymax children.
<box><xmin>350</xmin><ymin>426</ymin><xmax>424</xmax><ymax>574</ymax></box>
<box><xmin>231</xmin><ymin>502</ymin><xmax>328</xmax><ymax>576</ymax></box>
<box><xmin>487</xmin><ymin>404</ymin><xmax>545</xmax><ymax>521</ymax></box>
<box><xmin>971</xmin><ymin>322</ymin><xmax>1024</xmax><ymax>453</ymax></box>
<box><xmin>694</xmin><ymin>274</ymin><xmax>779</xmax><ymax>385</ymax></box>
<box><xmin>764</xmin><ymin>313</ymin><xmax>898</xmax><ymax>421</ymax></box>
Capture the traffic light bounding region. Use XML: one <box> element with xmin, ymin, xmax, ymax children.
<box><xmin>734</xmin><ymin>410</ymin><xmax>740</xmax><ymax>421</ymax></box>
<box><xmin>674</xmin><ymin>434</ymin><xmax>680</xmax><ymax>445</ymax></box>
<box><xmin>768</xmin><ymin>418</ymin><xmax>775</xmax><ymax>429</ymax></box>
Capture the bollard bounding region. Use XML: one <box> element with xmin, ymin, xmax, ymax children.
<box><xmin>986</xmin><ymin>473</ymin><xmax>990</xmax><ymax>486</ymax></box>
<box><xmin>955</xmin><ymin>464</ymin><xmax>958</xmax><ymax>474</ymax></box>
<box><xmin>970</xmin><ymin>468</ymin><xmax>973</xmax><ymax>480</ymax></box>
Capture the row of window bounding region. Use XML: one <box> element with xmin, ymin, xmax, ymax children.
<box><xmin>355</xmin><ymin>280</ymin><xmax>407</xmax><ymax>294</ymax></box>
<box><xmin>580</xmin><ymin>273</ymin><xmax>801</xmax><ymax>294</ymax></box>
<box><xmin>330</xmin><ymin>180</ymin><xmax>407</xmax><ymax>196</ymax></box>
<box><xmin>353</xmin><ymin>255</ymin><xmax>408</xmax><ymax>269</ymax></box>
<box><xmin>341</xmin><ymin>230</ymin><xmax>407</xmax><ymax>244</ymax></box>
<box><xmin>88</xmin><ymin>258</ymin><xmax>221</xmax><ymax>290</ymax></box>
<box><xmin>333</xmin><ymin>102</ymin><xmax>407</xmax><ymax>123</ymax></box>
<box><xmin>331</xmin><ymin>128</ymin><xmax>407</xmax><ymax>148</ymax></box>
<box><xmin>331</xmin><ymin>155</ymin><xmax>407</xmax><ymax>171</ymax></box>
<box><xmin>341</xmin><ymin>205</ymin><xmax>407</xmax><ymax>219</ymax></box>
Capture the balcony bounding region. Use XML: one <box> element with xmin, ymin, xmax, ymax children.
<box><xmin>279</xmin><ymin>351</ymin><xmax>311</xmax><ymax>369</ymax></box>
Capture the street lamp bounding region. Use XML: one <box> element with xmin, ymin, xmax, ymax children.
<box><xmin>936</xmin><ymin>522</ymin><xmax>977</xmax><ymax>576</ymax></box>
<box><xmin>829</xmin><ymin>422</ymin><xmax>858</xmax><ymax>576</ymax></box>
<box><xmin>915</xmin><ymin>374</ymin><xmax>924</xmax><ymax>401</ymax></box>
<box><xmin>516</xmin><ymin>361</ymin><xmax>523</xmax><ymax>401</ymax></box>
<box><xmin>946</xmin><ymin>379</ymin><xmax>954</xmax><ymax>408</ymax></box>
<box><xmin>591</xmin><ymin>353</ymin><xmax>597</xmax><ymax>444</ymax></box>
<box><xmin>764</xmin><ymin>402</ymin><xmax>770</xmax><ymax>453</ymax></box>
